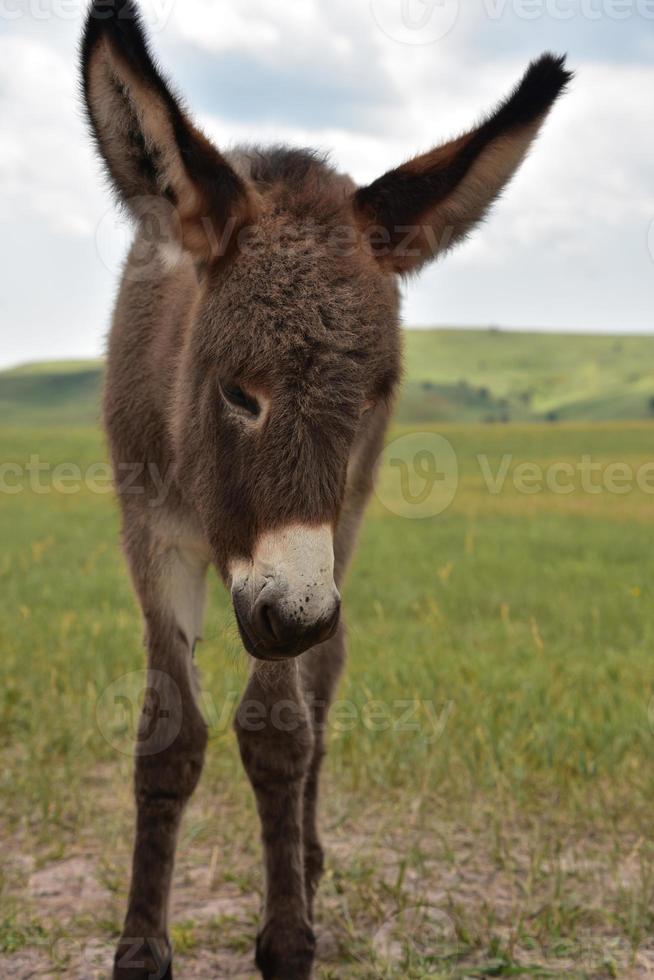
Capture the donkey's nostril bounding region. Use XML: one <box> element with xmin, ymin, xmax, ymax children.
<box><xmin>254</xmin><ymin>600</ymin><xmax>291</xmax><ymax>646</ymax></box>
<box><xmin>260</xmin><ymin>604</ymin><xmax>276</xmax><ymax>639</ymax></box>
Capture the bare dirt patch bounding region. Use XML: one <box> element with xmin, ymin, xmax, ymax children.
<box><xmin>3</xmin><ymin>781</ymin><xmax>654</xmax><ymax>978</ymax></box>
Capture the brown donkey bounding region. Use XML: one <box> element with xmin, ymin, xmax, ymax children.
<box><xmin>80</xmin><ymin>3</ymin><xmax>571</xmax><ymax>977</ymax></box>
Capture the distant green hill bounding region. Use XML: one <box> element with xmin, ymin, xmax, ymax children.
<box><xmin>0</xmin><ymin>362</ymin><xmax>103</xmax><ymax>426</ymax></box>
<box><xmin>397</xmin><ymin>329</ymin><xmax>654</xmax><ymax>424</ymax></box>
<box><xmin>2</xmin><ymin>330</ymin><xmax>654</xmax><ymax>426</ymax></box>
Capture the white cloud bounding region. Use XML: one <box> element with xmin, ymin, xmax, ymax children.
<box><xmin>160</xmin><ymin>0</ymin><xmax>365</xmax><ymax>65</ymax></box>
<box><xmin>0</xmin><ymin>33</ymin><xmax>103</xmax><ymax>237</ymax></box>
<box><xmin>167</xmin><ymin>0</ymin><xmax>281</xmax><ymax>54</ymax></box>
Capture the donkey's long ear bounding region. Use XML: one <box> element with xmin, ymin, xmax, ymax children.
<box><xmin>81</xmin><ymin>0</ymin><xmax>254</xmax><ymax>260</ymax></box>
<box><xmin>353</xmin><ymin>54</ymin><xmax>572</xmax><ymax>274</ymax></box>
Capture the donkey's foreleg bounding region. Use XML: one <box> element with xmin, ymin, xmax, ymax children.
<box><xmin>114</xmin><ymin>539</ymin><xmax>209</xmax><ymax>980</ymax></box>
<box><xmin>300</xmin><ymin>621</ymin><xmax>346</xmax><ymax>921</ymax></box>
<box><xmin>234</xmin><ymin>659</ymin><xmax>315</xmax><ymax>980</ymax></box>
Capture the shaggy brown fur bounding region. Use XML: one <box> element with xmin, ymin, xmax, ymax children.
<box><xmin>80</xmin><ymin>2</ymin><xmax>571</xmax><ymax>977</ymax></box>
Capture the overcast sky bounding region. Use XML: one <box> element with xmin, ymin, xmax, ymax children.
<box><xmin>1</xmin><ymin>0</ymin><xmax>653</xmax><ymax>369</ymax></box>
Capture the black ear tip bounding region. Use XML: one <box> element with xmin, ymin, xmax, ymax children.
<box><xmin>527</xmin><ymin>52</ymin><xmax>575</xmax><ymax>97</ymax></box>
<box><xmin>81</xmin><ymin>0</ymin><xmax>144</xmax><ymax>54</ymax></box>
<box><xmin>80</xmin><ymin>0</ymin><xmax>152</xmax><ymax>84</ymax></box>
<box><xmin>500</xmin><ymin>51</ymin><xmax>574</xmax><ymax>126</ymax></box>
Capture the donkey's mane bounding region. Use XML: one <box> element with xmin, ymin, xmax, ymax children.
<box><xmin>248</xmin><ymin>146</ymin><xmax>331</xmax><ymax>186</ymax></box>
<box><xmin>228</xmin><ymin>144</ymin><xmax>353</xmax><ymax>222</ymax></box>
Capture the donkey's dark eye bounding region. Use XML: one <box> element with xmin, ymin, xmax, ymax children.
<box><xmin>219</xmin><ymin>381</ymin><xmax>260</xmax><ymax>417</ymax></box>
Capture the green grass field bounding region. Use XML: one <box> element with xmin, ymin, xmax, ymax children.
<box><xmin>2</xmin><ymin>336</ymin><xmax>654</xmax><ymax>977</ymax></box>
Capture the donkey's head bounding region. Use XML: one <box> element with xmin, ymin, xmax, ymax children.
<box><xmin>82</xmin><ymin>1</ymin><xmax>570</xmax><ymax>660</ymax></box>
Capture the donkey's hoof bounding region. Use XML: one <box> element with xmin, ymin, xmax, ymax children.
<box><xmin>113</xmin><ymin>937</ymin><xmax>172</xmax><ymax>980</ymax></box>
<box><xmin>255</xmin><ymin>919</ymin><xmax>316</xmax><ymax>980</ymax></box>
